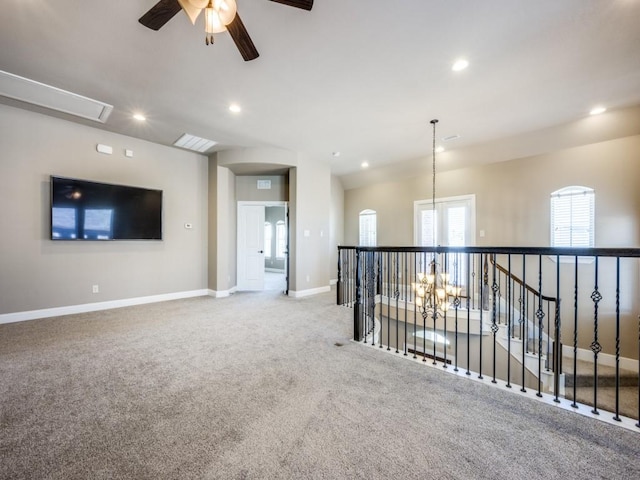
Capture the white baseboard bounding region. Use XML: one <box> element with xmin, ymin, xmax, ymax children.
<box><xmin>0</xmin><ymin>289</ymin><xmax>210</xmax><ymax>325</ymax></box>
<box><xmin>208</xmin><ymin>286</ymin><xmax>237</xmax><ymax>298</ymax></box>
<box><xmin>562</xmin><ymin>345</ymin><xmax>638</xmax><ymax>373</ymax></box>
<box><xmin>288</xmin><ymin>285</ymin><xmax>331</xmax><ymax>298</ymax></box>
<box><xmin>330</xmin><ymin>278</ymin><xmax>338</xmax><ymax>286</ymax></box>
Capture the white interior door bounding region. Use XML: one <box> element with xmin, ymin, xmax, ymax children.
<box><xmin>237</xmin><ymin>204</ymin><xmax>265</xmax><ymax>291</ymax></box>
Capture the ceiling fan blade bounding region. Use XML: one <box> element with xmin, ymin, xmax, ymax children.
<box><xmin>139</xmin><ymin>0</ymin><xmax>182</xmax><ymax>30</ymax></box>
<box><xmin>227</xmin><ymin>13</ymin><xmax>259</xmax><ymax>61</ymax></box>
<box><xmin>269</xmin><ymin>0</ymin><xmax>313</xmax><ymax>10</ymax></box>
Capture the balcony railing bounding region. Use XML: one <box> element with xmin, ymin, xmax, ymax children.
<box><xmin>337</xmin><ymin>245</ymin><xmax>640</xmax><ymax>430</ymax></box>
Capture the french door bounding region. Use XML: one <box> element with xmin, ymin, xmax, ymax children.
<box><xmin>414</xmin><ymin>195</ymin><xmax>475</xmax><ymax>288</ymax></box>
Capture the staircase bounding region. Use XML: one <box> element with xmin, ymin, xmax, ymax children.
<box><xmin>563</xmin><ymin>358</ymin><xmax>639</xmax><ymax>418</ymax></box>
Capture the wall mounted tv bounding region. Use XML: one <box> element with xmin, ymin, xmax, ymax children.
<box><xmin>50</xmin><ymin>176</ymin><xmax>163</xmax><ymax>240</ymax></box>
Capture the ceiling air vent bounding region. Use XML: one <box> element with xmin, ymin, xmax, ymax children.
<box><xmin>173</xmin><ymin>133</ymin><xmax>218</xmax><ymax>153</ymax></box>
<box><xmin>0</xmin><ymin>70</ymin><xmax>113</xmax><ymax>123</ymax></box>
<box><xmin>442</xmin><ymin>134</ymin><xmax>461</xmax><ymax>142</ymax></box>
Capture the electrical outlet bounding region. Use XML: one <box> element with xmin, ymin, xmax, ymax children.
<box><xmin>92</xmin><ymin>285</ymin><xmax>99</xmax><ymax>294</ymax></box>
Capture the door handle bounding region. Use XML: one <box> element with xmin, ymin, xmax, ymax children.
<box><xmin>258</xmin><ymin>250</ymin><xmax>264</xmax><ymax>254</ymax></box>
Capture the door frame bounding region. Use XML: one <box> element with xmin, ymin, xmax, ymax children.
<box><xmin>413</xmin><ymin>194</ymin><xmax>476</xmax><ymax>246</ymax></box>
<box><xmin>237</xmin><ymin>200</ymin><xmax>289</xmax><ymax>293</ymax></box>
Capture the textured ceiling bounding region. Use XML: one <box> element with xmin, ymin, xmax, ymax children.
<box><xmin>1</xmin><ymin>0</ymin><xmax>639</xmax><ymax>187</ymax></box>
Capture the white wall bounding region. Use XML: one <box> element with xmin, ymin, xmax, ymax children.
<box><xmin>0</xmin><ymin>105</ymin><xmax>208</xmax><ymax>316</ymax></box>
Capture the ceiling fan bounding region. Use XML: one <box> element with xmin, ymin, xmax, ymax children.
<box><xmin>139</xmin><ymin>0</ymin><xmax>314</xmax><ymax>61</ymax></box>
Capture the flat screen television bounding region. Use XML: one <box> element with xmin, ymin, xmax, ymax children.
<box><xmin>50</xmin><ymin>176</ymin><xmax>163</xmax><ymax>240</ymax></box>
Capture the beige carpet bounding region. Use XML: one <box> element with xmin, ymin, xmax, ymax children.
<box><xmin>1</xmin><ymin>289</ymin><xmax>639</xmax><ymax>479</ymax></box>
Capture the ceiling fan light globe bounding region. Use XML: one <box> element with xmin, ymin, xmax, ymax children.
<box><xmin>214</xmin><ymin>0</ymin><xmax>237</xmax><ymax>25</ymax></box>
<box><xmin>205</xmin><ymin>8</ymin><xmax>226</xmax><ymax>33</ymax></box>
<box><xmin>204</xmin><ymin>0</ymin><xmax>236</xmax><ymax>33</ymax></box>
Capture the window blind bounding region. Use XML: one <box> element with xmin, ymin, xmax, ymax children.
<box><xmin>551</xmin><ymin>187</ymin><xmax>594</xmax><ymax>247</ymax></box>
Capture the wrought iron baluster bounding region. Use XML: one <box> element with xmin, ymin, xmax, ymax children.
<box><xmin>366</xmin><ymin>251</ymin><xmax>377</xmax><ymax>346</ymax></box>
<box><xmin>354</xmin><ymin>249</ymin><xmax>362</xmax><ymax>342</ymax></box>
<box><xmin>404</xmin><ymin>252</ymin><xmax>408</xmax><ymax>356</ymax></box>
<box><xmin>466</xmin><ymin>253</ymin><xmax>471</xmax><ymax>375</ymax></box>
<box><xmin>386</xmin><ymin>251</ymin><xmax>391</xmax><ymax>350</ymax></box>
<box><xmin>443</xmin><ymin>252</ymin><xmax>448</xmax><ymax>369</ymax></box>
<box><xmin>571</xmin><ymin>255</ymin><xmax>579</xmax><ymax>409</ymax></box>
<box><xmin>491</xmin><ymin>254</ymin><xmax>499</xmax><ymax>384</ymax></box>
<box><xmin>506</xmin><ymin>254</ymin><xmax>512</xmax><ymax>388</ymax></box>
<box><xmin>454</xmin><ymin>252</ymin><xmax>461</xmax><ymax>372</ymax></box>
<box><xmin>553</xmin><ymin>254</ymin><xmax>561</xmax><ymax>403</ymax></box>
<box><xmin>536</xmin><ymin>254</ymin><xmax>545</xmax><ymax>398</ymax></box>
<box><xmin>422</xmin><ymin>252</ymin><xmax>428</xmax><ymax>362</ymax></box>
<box><xmin>478</xmin><ymin>253</ymin><xmax>484</xmax><ymax>380</ymax></box>
<box><xmin>521</xmin><ymin>255</ymin><xmax>527</xmax><ymax>393</ymax></box>
<box><xmin>613</xmin><ymin>257</ymin><xmax>621</xmax><ymax>422</ymax></box>
<box><xmin>395</xmin><ymin>252</ymin><xmax>400</xmax><ymax>354</ymax></box>
<box><xmin>637</xmin><ymin>315</ymin><xmax>640</xmax><ymax>428</ymax></box>
<box><xmin>590</xmin><ymin>256</ymin><xmax>602</xmax><ymax>415</ymax></box>
<box><xmin>413</xmin><ymin>252</ymin><xmax>418</xmax><ymax>359</ymax></box>
<box><xmin>432</xmin><ymin>253</ymin><xmax>438</xmax><ymax>365</ymax></box>
<box><xmin>545</xmin><ymin>300</ymin><xmax>551</xmax><ymax>372</ymax></box>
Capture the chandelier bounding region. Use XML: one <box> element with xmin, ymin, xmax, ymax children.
<box><xmin>413</xmin><ymin>119</ymin><xmax>461</xmax><ymax>322</ymax></box>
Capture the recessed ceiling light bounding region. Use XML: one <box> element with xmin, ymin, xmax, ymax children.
<box><xmin>332</xmin><ymin>151</ymin><xmax>341</xmax><ymax>157</ymax></box>
<box><xmin>133</xmin><ymin>113</ymin><xmax>146</xmax><ymax>121</ymax></box>
<box><xmin>452</xmin><ymin>59</ymin><xmax>469</xmax><ymax>72</ymax></box>
<box><xmin>229</xmin><ymin>103</ymin><xmax>241</xmax><ymax>113</ymax></box>
<box><xmin>361</xmin><ymin>161</ymin><xmax>369</xmax><ymax>168</ymax></box>
<box><xmin>589</xmin><ymin>106</ymin><xmax>606</xmax><ymax>115</ymax></box>
<box><xmin>435</xmin><ymin>146</ymin><xmax>445</xmax><ymax>154</ymax></box>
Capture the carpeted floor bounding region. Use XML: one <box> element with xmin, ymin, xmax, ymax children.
<box><xmin>1</xmin><ymin>289</ymin><xmax>639</xmax><ymax>479</ymax></box>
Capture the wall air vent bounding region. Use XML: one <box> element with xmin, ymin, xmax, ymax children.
<box><xmin>173</xmin><ymin>133</ymin><xmax>218</xmax><ymax>153</ymax></box>
<box><xmin>0</xmin><ymin>70</ymin><xmax>113</xmax><ymax>123</ymax></box>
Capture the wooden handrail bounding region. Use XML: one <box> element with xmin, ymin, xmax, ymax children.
<box><xmin>490</xmin><ymin>255</ymin><xmax>558</xmax><ymax>304</ymax></box>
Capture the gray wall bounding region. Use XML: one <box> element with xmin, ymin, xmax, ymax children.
<box><xmin>344</xmin><ymin>134</ymin><xmax>640</xmax><ymax>359</ymax></box>
<box><xmin>216</xmin><ymin>148</ymin><xmax>332</xmax><ymax>295</ymax></box>
<box><xmin>0</xmin><ymin>105</ymin><xmax>208</xmax><ymax>314</ymax></box>
<box><xmin>236</xmin><ymin>175</ymin><xmax>288</xmax><ymax>202</ymax></box>
<box><xmin>344</xmin><ymin>135</ymin><xmax>640</xmax><ymax>247</ymax></box>
<box><xmin>330</xmin><ymin>176</ymin><xmax>344</xmax><ymax>281</ymax></box>
<box><xmin>208</xmin><ymin>159</ymin><xmax>236</xmax><ymax>293</ymax></box>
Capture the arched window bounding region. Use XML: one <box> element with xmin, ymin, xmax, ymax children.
<box><xmin>264</xmin><ymin>222</ymin><xmax>272</xmax><ymax>258</ymax></box>
<box><xmin>550</xmin><ymin>186</ymin><xmax>595</xmax><ymax>247</ymax></box>
<box><xmin>359</xmin><ymin>209</ymin><xmax>377</xmax><ymax>246</ymax></box>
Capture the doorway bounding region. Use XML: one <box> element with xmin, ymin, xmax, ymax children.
<box><xmin>237</xmin><ymin>201</ymin><xmax>288</xmax><ymax>293</ymax></box>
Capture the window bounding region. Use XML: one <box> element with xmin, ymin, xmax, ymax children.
<box><xmin>550</xmin><ymin>186</ymin><xmax>594</xmax><ymax>247</ymax></box>
<box><xmin>359</xmin><ymin>209</ymin><xmax>377</xmax><ymax>246</ymax></box>
<box><xmin>276</xmin><ymin>221</ymin><xmax>286</xmax><ymax>258</ymax></box>
<box><xmin>414</xmin><ymin>195</ymin><xmax>475</xmax><ymax>247</ymax></box>
<box><xmin>414</xmin><ymin>195</ymin><xmax>475</xmax><ymax>288</ymax></box>
<box><xmin>264</xmin><ymin>222</ymin><xmax>272</xmax><ymax>258</ymax></box>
